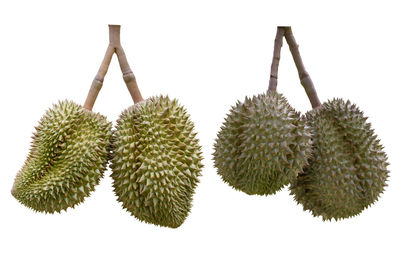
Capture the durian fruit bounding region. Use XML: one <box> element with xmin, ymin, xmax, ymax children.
<box><xmin>110</xmin><ymin>95</ymin><xmax>203</xmax><ymax>228</ymax></box>
<box><xmin>213</xmin><ymin>91</ymin><xmax>312</xmax><ymax>195</ymax></box>
<box><xmin>11</xmin><ymin>25</ymin><xmax>117</xmax><ymax>213</ymax></box>
<box><xmin>109</xmin><ymin>25</ymin><xmax>203</xmax><ymax>228</ymax></box>
<box><xmin>279</xmin><ymin>26</ymin><xmax>390</xmax><ymax>220</ymax></box>
<box><xmin>290</xmin><ymin>98</ymin><xmax>389</xmax><ymax>220</ymax></box>
<box><xmin>11</xmin><ymin>100</ymin><xmax>112</xmax><ymax>213</ymax></box>
<box><xmin>213</xmin><ymin>26</ymin><xmax>312</xmax><ymax>196</ymax></box>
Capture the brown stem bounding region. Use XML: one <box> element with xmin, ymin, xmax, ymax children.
<box><xmin>283</xmin><ymin>27</ymin><xmax>321</xmax><ymax>108</ymax></box>
<box><xmin>115</xmin><ymin>46</ymin><xmax>144</xmax><ymax>103</ymax></box>
<box><xmin>267</xmin><ymin>27</ymin><xmax>285</xmax><ymax>92</ymax></box>
<box><xmin>83</xmin><ymin>45</ymin><xmax>114</xmax><ymax>110</ymax></box>
<box><xmin>109</xmin><ymin>24</ymin><xmax>121</xmax><ymax>46</ymax></box>
<box><xmin>111</xmin><ymin>25</ymin><xmax>144</xmax><ymax>103</ymax></box>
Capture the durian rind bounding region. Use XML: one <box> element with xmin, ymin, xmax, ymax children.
<box><xmin>213</xmin><ymin>91</ymin><xmax>312</xmax><ymax>195</ymax></box>
<box><xmin>111</xmin><ymin>95</ymin><xmax>203</xmax><ymax>228</ymax></box>
<box><xmin>12</xmin><ymin>100</ymin><xmax>112</xmax><ymax>213</ymax></box>
<box><xmin>290</xmin><ymin>98</ymin><xmax>389</xmax><ymax>220</ymax></box>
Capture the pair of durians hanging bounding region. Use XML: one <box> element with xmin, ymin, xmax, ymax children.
<box><xmin>213</xmin><ymin>26</ymin><xmax>389</xmax><ymax>220</ymax></box>
<box><xmin>11</xmin><ymin>25</ymin><xmax>204</xmax><ymax>228</ymax></box>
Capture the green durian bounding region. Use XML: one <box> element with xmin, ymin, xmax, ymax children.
<box><xmin>213</xmin><ymin>91</ymin><xmax>312</xmax><ymax>195</ymax></box>
<box><xmin>290</xmin><ymin>98</ymin><xmax>389</xmax><ymax>220</ymax></box>
<box><xmin>110</xmin><ymin>95</ymin><xmax>203</xmax><ymax>228</ymax></box>
<box><xmin>11</xmin><ymin>100</ymin><xmax>112</xmax><ymax>213</ymax></box>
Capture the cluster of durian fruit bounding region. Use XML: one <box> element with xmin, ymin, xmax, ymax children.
<box><xmin>213</xmin><ymin>27</ymin><xmax>389</xmax><ymax>220</ymax></box>
<box><xmin>12</xmin><ymin>26</ymin><xmax>389</xmax><ymax>226</ymax></box>
<box><xmin>11</xmin><ymin>25</ymin><xmax>203</xmax><ymax>228</ymax></box>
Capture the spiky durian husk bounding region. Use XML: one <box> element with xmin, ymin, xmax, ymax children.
<box><xmin>110</xmin><ymin>95</ymin><xmax>203</xmax><ymax>228</ymax></box>
<box><xmin>290</xmin><ymin>98</ymin><xmax>389</xmax><ymax>220</ymax></box>
<box><xmin>213</xmin><ymin>91</ymin><xmax>312</xmax><ymax>195</ymax></box>
<box><xmin>11</xmin><ymin>100</ymin><xmax>112</xmax><ymax>213</ymax></box>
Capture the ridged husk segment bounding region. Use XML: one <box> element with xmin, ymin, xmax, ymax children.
<box><xmin>290</xmin><ymin>98</ymin><xmax>389</xmax><ymax>220</ymax></box>
<box><xmin>11</xmin><ymin>100</ymin><xmax>112</xmax><ymax>213</ymax></box>
<box><xmin>110</xmin><ymin>95</ymin><xmax>203</xmax><ymax>228</ymax></box>
<box><xmin>213</xmin><ymin>91</ymin><xmax>312</xmax><ymax>195</ymax></box>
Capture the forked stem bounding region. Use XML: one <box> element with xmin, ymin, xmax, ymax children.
<box><xmin>267</xmin><ymin>27</ymin><xmax>285</xmax><ymax>92</ymax></box>
<box><xmin>283</xmin><ymin>27</ymin><xmax>321</xmax><ymax>108</ymax></box>
<box><xmin>83</xmin><ymin>25</ymin><xmax>144</xmax><ymax>111</ymax></box>
<box><xmin>267</xmin><ymin>26</ymin><xmax>321</xmax><ymax>109</ymax></box>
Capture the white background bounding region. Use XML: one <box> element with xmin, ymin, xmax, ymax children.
<box><xmin>1</xmin><ymin>1</ymin><xmax>399</xmax><ymax>266</ymax></box>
